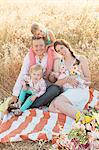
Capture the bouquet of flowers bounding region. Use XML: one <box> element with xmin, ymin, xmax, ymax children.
<box><xmin>52</xmin><ymin>106</ymin><xmax>99</xmax><ymax>150</ymax></box>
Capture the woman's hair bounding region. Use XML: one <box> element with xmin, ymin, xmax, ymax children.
<box><xmin>29</xmin><ymin>64</ymin><xmax>43</xmax><ymax>75</ymax></box>
<box><xmin>54</xmin><ymin>39</ymin><xmax>80</xmax><ymax>65</ymax></box>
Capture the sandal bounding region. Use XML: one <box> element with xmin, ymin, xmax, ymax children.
<box><xmin>11</xmin><ymin>109</ymin><xmax>22</xmax><ymax>116</ymax></box>
<box><xmin>10</xmin><ymin>102</ymin><xmax>21</xmax><ymax>109</ymax></box>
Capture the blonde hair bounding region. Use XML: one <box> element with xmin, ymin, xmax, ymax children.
<box><xmin>31</xmin><ymin>22</ymin><xmax>40</xmax><ymax>34</ymax></box>
<box><xmin>29</xmin><ymin>64</ymin><xmax>43</xmax><ymax>75</ymax></box>
<box><xmin>31</xmin><ymin>22</ymin><xmax>45</xmax><ymax>34</ymax></box>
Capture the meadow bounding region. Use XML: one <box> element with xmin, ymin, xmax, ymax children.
<box><xmin>0</xmin><ymin>0</ymin><xmax>99</xmax><ymax>149</ymax></box>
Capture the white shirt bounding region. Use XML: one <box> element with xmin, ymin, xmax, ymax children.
<box><xmin>12</xmin><ymin>52</ymin><xmax>48</xmax><ymax>97</ymax></box>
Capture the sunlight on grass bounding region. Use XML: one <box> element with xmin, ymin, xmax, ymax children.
<box><xmin>0</xmin><ymin>0</ymin><xmax>99</xmax><ymax>99</ymax></box>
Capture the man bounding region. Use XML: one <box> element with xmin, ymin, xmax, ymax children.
<box><xmin>11</xmin><ymin>37</ymin><xmax>62</xmax><ymax>108</ymax></box>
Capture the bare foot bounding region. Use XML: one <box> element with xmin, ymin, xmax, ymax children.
<box><xmin>95</xmin><ymin>100</ymin><xmax>99</xmax><ymax>110</ymax></box>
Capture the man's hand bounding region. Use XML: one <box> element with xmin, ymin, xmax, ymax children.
<box><xmin>22</xmin><ymin>81</ymin><xmax>28</xmax><ymax>90</ymax></box>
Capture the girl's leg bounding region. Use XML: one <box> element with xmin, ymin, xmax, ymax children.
<box><xmin>19</xmin><ymin>90</ymin><xmax>27</xmax><ymax>103</ymax></box>
<box><xmin>20</xmin><ymin>96</ymin><xmax>33</xmax><ymax>112</ymax></box>
<box><xmin>51</xmin><ymin>95</ymin><xmax>79</xmax><ymax>119</ymax></box>
<box><xmin>10</xmin><ymin>90</ymin><xmax>28</xmax><ymax>109</ymax></box>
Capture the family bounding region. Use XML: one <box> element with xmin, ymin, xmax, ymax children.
<box><xmin>8</xmin><ymin>22</ymin><xmax>99</xmax><ymax>120</ymax></box>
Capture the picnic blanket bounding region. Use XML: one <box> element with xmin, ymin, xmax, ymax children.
<box><xmin>0</xmin><ymin>89</ymin><xmax>98</xmax><ymax>143</ymax></box>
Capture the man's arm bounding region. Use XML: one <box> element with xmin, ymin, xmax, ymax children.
<box><xmin>12</xmin><ymin>53</ymin><xmax>30</xmax><ymax>101</ymax></box>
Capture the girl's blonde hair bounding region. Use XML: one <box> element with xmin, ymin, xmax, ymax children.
<box><xmin>31</xmin><ymin>22</ymin><xmax>45</xmax><ymax>34</ymax></box>
<box><xmin>29</xmin><ymin>64</ymin><xmax>43</xmax><ymax>75</ymax></box>
<box><xmin>31</xmin><ymin>22</ymin><xmax>40</xmax><ymax>34</ymax></box>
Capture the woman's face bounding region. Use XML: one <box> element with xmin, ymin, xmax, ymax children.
<box><xmin>32</xmin><ymin>38</ymin><xmax>46</xmax><ymax>56</ymax></box>
<box><xmin>55</xmin><ymin>44</ymin><xmax>70</xmax><ymax>57</ymax></box>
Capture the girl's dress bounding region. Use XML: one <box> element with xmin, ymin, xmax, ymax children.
<box><xmin>45</xmin><ymin>29</ymin><xmax>52</xmax><ymax>45</ymax></box>
<box><xmin>19</xmin><ymin>77</ymin><xmax>46</xmax><ymax>112</ymax></box>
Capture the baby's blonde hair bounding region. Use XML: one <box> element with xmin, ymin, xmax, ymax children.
<box><xmin>29</xmin><ymin>64</ymin><xmax>43</xmax><ymax>75</ymax></box>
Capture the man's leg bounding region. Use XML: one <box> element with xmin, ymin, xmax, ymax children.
<box><xmin>30</xmin><ymin>85</ymin><xmax>62</xmax><ymax>108</ymax></box>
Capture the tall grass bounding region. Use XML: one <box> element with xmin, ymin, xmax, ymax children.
<box><xmin>0</xmin><ymin>0</ymin><xmax>99</xmax><ymax>100</ymax></box>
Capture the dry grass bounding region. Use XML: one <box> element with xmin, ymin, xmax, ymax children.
<box><xmin>0</xmin><ymin>0</ymin><xmax>99</xmax><ymax>149</ymax></box>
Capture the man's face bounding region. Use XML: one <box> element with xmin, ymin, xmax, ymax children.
<box><xmin>32</xmin><ymin>39</ymin><xmax>46</xmax><ymax>56</ymax></box>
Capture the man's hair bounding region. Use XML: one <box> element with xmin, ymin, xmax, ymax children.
<box><xmin>29</xmin><ymin>64</ymin><xmax>43</xmax><ymax>75</ymax></box>
<box><xmin>31</xmin><ymin>36</ymin><xmax>46</xmax><ymax>45</ymax></box>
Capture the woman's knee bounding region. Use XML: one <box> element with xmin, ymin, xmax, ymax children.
<box><xmin>54</xmin><ymin>96</ymin><xmax>63</xmax><ymax>108</ymax></box>
<box><xmin>54</xmin><ymin>95</ymin><xmax>70</xmax><ymax>108</ymax></box>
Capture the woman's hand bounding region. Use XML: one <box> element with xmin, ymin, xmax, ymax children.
<box><xmin>68</xmin><ymin>76</ymin><xmax>79</xmax><ymax>88</ymax></box>
<box><xmin>55</xmin><ymin>76</ymin><xmax>79</xmax><ymax>87</ymax></box>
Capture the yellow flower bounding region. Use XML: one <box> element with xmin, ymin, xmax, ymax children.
<box><xmin>76</xmin><ymin>111</ymin><xmax>81</xmax><ymax>122</ymax></box>
<box><xmin>82</xmin><ymin>116</ymin><xmax>95</xmax><ymax>124</ymax></box>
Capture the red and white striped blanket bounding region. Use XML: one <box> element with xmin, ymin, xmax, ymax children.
<box><xmin>0</xmin><ymin>89</ymin><xmax>98</xmax><ymax>143</ymax></box>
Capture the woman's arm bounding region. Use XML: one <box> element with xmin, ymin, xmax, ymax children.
<box><xmin>80</xmin><ymin>56</ymin><xmax>91</xmax><ymax>82</ymax></box>
<box><xmin>55</xmin><ymin>76</ymin><xmax>79</xmax><ymax>87</ymax></box>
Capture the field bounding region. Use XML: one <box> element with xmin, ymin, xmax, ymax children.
<box><xmin>0</xmin><ymin>0</ymin><xmax>99</xmax><ymax>149</ymax></box>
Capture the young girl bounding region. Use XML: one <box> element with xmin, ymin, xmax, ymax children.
<box><xmin>31</xmin><ymin>22</ymin><xmax>56</xmax><ymax>48</ymax></box>
<box><xmin>11</xmin><ymin>64</ymin><xmax>46</xmax><ymax>115</ymax></box>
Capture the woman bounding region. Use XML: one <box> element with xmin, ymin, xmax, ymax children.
<box><xmin>49</xmin><ymin>39</ymin><xmax>91</xmax><ymax>119</ymax></box>
<box><xmin>10</xmin><ymin>37</ymin><xmax>62</xmax><ymax>109</ymax></box>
